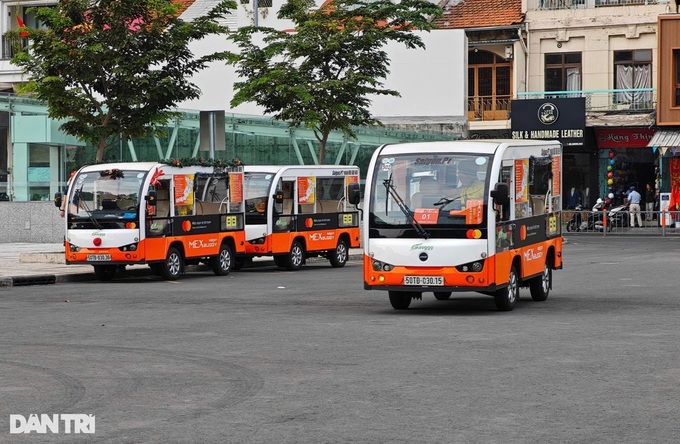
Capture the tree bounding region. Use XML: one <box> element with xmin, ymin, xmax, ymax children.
<box><xmin>228</xmin><ymin>0</ymin><xmax>442</xmax><ymax>164</ymax></box>
<box><xmin>11</xmin><ymin>0</ymin><xmax>236</xmax><ymax>162</ymax></box>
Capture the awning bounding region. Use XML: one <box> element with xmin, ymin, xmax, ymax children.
<box><xmin>647</xmin><ymin>130</ymin><xmax>680</xmax><ymax>148</ymax></box>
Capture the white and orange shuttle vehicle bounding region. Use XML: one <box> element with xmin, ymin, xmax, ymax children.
<box><xmin>55</xmin><ymin>162</ymin><xmax>246</xmax><ymax>281</ymax></box>
<box><xmin>352</xmin><ymin>140</ymin><xmax>564</xmax><ymax>311</ymax></box>
<box><xmin>237</xmin><ymin>165</ymin><xmax>361</xmax><ymax>270</ymax></box>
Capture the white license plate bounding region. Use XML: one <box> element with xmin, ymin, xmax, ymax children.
<box><xmin>87</xmin><ymin>254</ymin><xmax>111</xmax><ymax>261</ymax></box>
<box><xmin>404</xmin><ymin>275</ymin><xmax>444</xmax><ymax>286</ymax></box>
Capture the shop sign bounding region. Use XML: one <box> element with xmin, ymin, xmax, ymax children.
<box><xmin>594</xmin><ymin>128</ymin><xmax>654</xmax><ymax>149</ymax></box>
<box><xmin>510</xmin><ymin>98</ymin><xmax>585</xmax><ymax>146</ymax></box>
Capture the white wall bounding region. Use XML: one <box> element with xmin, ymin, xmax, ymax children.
<box><xmin>180</xmin><ymin>29</ymin><xmax>468</xmax><ymax>122</ymax></box>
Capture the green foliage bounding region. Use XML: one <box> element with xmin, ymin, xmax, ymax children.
<box><xmin>160</xmin><ymin>157</ymin><xmax>244</xmax><ymax>168</ymax></box>
<box><xmin>228</xmin><ymin>0</ymin><xmax>441</xmax><ymax>163</ymax></box>
<box><xmin>11</xmin><ymin>0</ymin><xmax>236</xmax><ymax>162</ymax></box>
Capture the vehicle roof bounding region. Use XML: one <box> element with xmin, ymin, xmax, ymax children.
<box><xmin>77</xmin><ymin>162</ymin><xmax>238</xmax><ymax>175</ymax></box>
<box><xmin>376</xmin><ymin>140</ymin><xmax>561</xmax><ymax>155</ymax></box>
<box><xmin>244</xmin><ymin>165</ymin><xmax>358</xmax><ymax>173</ymax></box>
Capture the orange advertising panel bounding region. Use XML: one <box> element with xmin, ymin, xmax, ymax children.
<box><xmin>413</xmin><ymin>208</ymin><xmax>439</xmax><ymax>225</ymax></box>
<box><xmin>298</xmin><ymin>177</ymin><xmax>316</xmax><ymax>204</ymax></box>
<box><xmin>515</xmin><ymin>159</ymin><xmax>528</xmax><ymax>203</ymax></box>
<box><xmin>669</xmin><ymin>158</ymin><xmax>680</xmax><ymax>211</ymax></box>
<box><xmin>552</xmin><ymin>157</ymin><xmax>561</xmax><ymax>196</ymax></box>
<box><xmin>173</xmin><ymin>174</ymin><xmax>194</xmax><ymax>206</ymax></box>
<box><xmin>229</xmin><ymin>172</ymin><xmax>243</xmax><ymax>203</ymax></box>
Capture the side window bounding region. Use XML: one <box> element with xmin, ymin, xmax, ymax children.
<box><xmin>316</xmin><ymin>177</ymin><xmax>346</xmax><ymax>213</ymax></box>
<box><xmin>614</xmin><ymin>49</ymin><xmax>652</xmax><ymax>107</ymax></box>
<box><xmin>545</xmin><ymin>52</ymin><xmax>582</xmax><ymax>95</ymax></box>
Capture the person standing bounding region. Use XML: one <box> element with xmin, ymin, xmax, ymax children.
<box><xmin>645</xmin><ymin>183</ymin><xmax>655</xmax><ymax>221</ymax></box>
<box><xmin>627</xmin><ymin>185</ymin><xmax>643</xmax><ymax>228</ymax></box>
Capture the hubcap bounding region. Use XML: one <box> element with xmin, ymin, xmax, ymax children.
<box><xmin>292</xmin><ymin>246</ymin><xmax>302</xmax><ymax>267</ymax></box>
<box><xmin>542</xmin><ymin>266</ymin><xmax>550</xmax><ymax>292</ymax></box>
<box><xmin>508</xmin><ymin>272</ymin><xmax>517</xmax><ymax>303</ymax></box>
<box><xmin>220</xmin><ymin>250</ymin><xmax>231</xmax><ymax>270</ymax></box>
<box><xmin>337</xmin><ymin>244</ymin><xmax>347</xmax><ymax>263</ymax></box>
<box><xmin>168</xmin><ymin>253</ymin><xmax>180</xmax><ymax>275</ymax></box>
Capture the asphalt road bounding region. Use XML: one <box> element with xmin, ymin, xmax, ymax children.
<box><xmin>1</xmin><ymin>236</ymin><xmax>680</xmax><ymax>443</ymax></box>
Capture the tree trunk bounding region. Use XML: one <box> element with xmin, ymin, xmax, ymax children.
<box><xmin>95</xmin><ymin>136</ymin><xmax>108</xmax><ymax>163</ymax></box>
<box><xmin>318</xmin><ymin>131</ymin><xmax>330</xmax><ymax>165</ymax></box>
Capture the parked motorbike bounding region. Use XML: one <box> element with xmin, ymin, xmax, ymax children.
<box><xmin>565</xmin><ymin>198</ymin><xmax>630</xmax><ymax>233</ymax></box>
<box><xmin>605</xmin><ymin>203</ymin><xmax>629</xmax><ymax>229</ymax></box>
<box><xmin>565</xmin><ymin>204</ymin><xmax>585</xmax><ymax>232</ymax></box>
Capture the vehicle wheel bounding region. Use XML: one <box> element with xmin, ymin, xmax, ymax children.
<box><xmin>434</xmin><ymin>291</ymin><xmax>451</xmax><ymax>300</ymax></box>
<box><xmin>389</xmin><ymin>291</ymin><xmax>414</xmax><ymax>310</ymax></box>
<box><xmin>93</xmin><ymin>265</ymin><xmax>117</xmax><ymax>281</ymax></box>
<box><xmin>566</xmin><ymin>220</ymin><xmax>574</xmax><ymax>232</ymax></box>
<box><xmin>529</xmin><ymin>261</ymin><xmax>551</xmax><ymax>302</ymax></box>
<box><xmin>150</xmin><ymin>263</ymin><xmax>164</xmax><ymax>276</ymax></box>
<box><xmin>212</xmin><ymin>243</ymin><xmax>233</xmax><ymax>276</ymax></box>
<box><xmin>162</xmin><ymin>247</ymin><xmax>183</xmax><ymax>280</ymax></box>
<box><xmin>494</xmin><ymin>265</ymin><xmax>519</xmax><ymax>311</ymax></box>
<box><xmin>232</xmin><ymin>258</ymin><xmax>245</xmax><ymax>271</ymax></box>
<box><xmin>284</xmin><ymin>240</ymin><xmax>304</xmax><ymax>271</ymax></box>
<box><xmin>328</xmin><ymin>238</ymin><xmax>348</xmax><ymax>268</ymax></box>
<box><xmin>273</xmin><ymin>255</ymin><xmax>287</xmax><ymax>268</ymax></box>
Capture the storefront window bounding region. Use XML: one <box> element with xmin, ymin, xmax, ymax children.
<box><xmin>28</xmin><ymin>145</ymin><xmax>51</xmax><ymax>201</ymax></box>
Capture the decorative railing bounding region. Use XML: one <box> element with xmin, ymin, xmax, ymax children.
<box><xmin>516</xmin><ymin>88</ymin><xmax>656</xmax><ymax>113</ymax></box>
<box><xmin>528</xmin><ymin>0</ymin><xmax>665</xmax><ymax>10</ymax></box>
<box><xmin>468</xmin><ymin>95</ymin><xmax>511</xmax><ymax>121</ymax></box>
<box><xmin>1</xmin><ymin>33</ymin><xmax>27</xmax><ymax>60</ymax></box>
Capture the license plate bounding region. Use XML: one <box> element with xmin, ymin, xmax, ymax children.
<box><xmin>87</xmin><ymin>254</ymin><xmax>111</xmax><ymax>261</ymax></box>
<box><xmin>404</xmin><ymin>275</ymin><xmax>444</xmax><ymax>286</ymax></box>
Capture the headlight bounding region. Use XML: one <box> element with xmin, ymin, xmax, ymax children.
<box><xmin>372</xmin><ymin>259</ymin><xmax>394</xmax><ymax>272</ymax></box>
<box><xmin>456</xmin><ymin>260</ymin><xmax>484</xmax><ymax>273</ymax></box>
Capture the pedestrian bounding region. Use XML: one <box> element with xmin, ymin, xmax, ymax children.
<box><xmin>627</xmin><ymin>185</ymin><xmax>643</xmax><ymax>228</ymax></box>
<box><xmin>645</xmin><ymin>183</ymin><xmax>655</xmax><ymax>221</ymax></box>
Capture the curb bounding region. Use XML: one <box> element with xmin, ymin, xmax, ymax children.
<box><xmin>3</xmin><ymin>253</ymin><xmax>364</xmax><ymax>287</ymax></box>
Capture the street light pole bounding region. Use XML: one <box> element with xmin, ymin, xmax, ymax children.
<box><xmin>253</xmin><ymin>0</ymin><xmax>259</xmax><ymax>27</ymax></box>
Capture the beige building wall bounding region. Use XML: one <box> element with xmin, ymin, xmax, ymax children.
<box><xmin>526</xmin><ymin>6</ymin><xmax>664</xmax><ymax>96</ymax></box>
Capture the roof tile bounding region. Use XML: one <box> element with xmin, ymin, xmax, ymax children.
<box><xmin>433</xmin><ymin>0</ymin><xmax>523</xmax><ymax>29</ymax></box>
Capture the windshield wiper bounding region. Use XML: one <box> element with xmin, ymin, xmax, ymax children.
<box><xmin>73</xmin><ymin>186</ymin><xmax>101</xmax><ymax>229</ymax></box>
<box><xmin>434</xmin><ymin>196</ymin><xmax>461</xmax><ymax>210</ymax></box>
<box><xmin>383</xmin><ymin>175</ymin><xmax>430</xmax><ymax>239</ymax></box>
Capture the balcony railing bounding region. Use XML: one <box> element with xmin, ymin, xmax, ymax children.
<box><xmin>1</xmin><ymin>34</ymin><xmax>27</xmax><ymax>60</ymax></box>
<box><xmin>469</xmin><ymin>89</ymin><xmax>656</xmax><ymax>122</ymax></box>
<box><xmin>529</xmin><ymin>0</ymin><xmax>664</xmax><ymax>10</ymax></box>
<box><xmin>468</xmin><ymin>95</ymin><xmax>511</xmax><ymax>121</ymax></box>
<box><xmin>516</xmin><ymin>88</ymin><xmax>656</xmax><ymax>113</ymax></box>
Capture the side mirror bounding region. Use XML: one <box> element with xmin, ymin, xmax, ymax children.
<box><xmin>490</xmin><ymin>182</ymin><xmax>509</xmax><ymax>206</ymax></box>
<box><xmin>347</xmin><ymin>183</ymin><xmax>361</xmax><ymax>205</ymax></box>
<box><xmin>274</xmin><ymin>190</ymin><xmax>284</xmax><ymax>205</ymax></box>
<box><xmin>54</xmin><ymin>192</ymin><xmax>62</xmax><ymax>208</ymax></box>
<box><xmin>145</xmin><ymin>190</ymin><xmax>157</xmax><ymax>206</ymax></box>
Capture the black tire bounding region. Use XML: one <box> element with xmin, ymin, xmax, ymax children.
<box><xmin>529</xmin><ymin>262</ymin><xmax>551</xmax><ymax>302</ymax></box>
<box><xmin>162</xmin><ymin>247</ymin><xmax>183</xmax><ymax>280</ymax></box>
<box><xmin>566</xmin><ymin>220</ymin><xmax>575</xmax><ymax>232</ymax></box>
<box><xmin>232</xmin><ymin>258</ymin><xmax>246</xmax><ymax>271</ymax></box>
<box><xmin>212</xmin><ymin>243</ymin><xmax>233</xmax><ymax>276</ymax></box>
<box><xmin>149</xmin><ymin>263</ymin><xmax>164</xmax><ymax>276</ymax></box>
<box><xmin>328</xmin><ymin>238</ymin><xmax>348</xmax><ymax>268</ymax></box>
<box><xmin>273</xmin><ymin>255</ymin><xmax>287</xmax><ymax>268</ymax></box>
<box><xmin>494</xmin><ymin>265</ymin><xmax>519</xmax><ymax>311</ymax></box>
<box><xmin>434</xmin><ymin>291</ymin><xmax>451</xmax><ymax>300</ymax></box>
<box><xmin>284</xmin><ymin>240</ymin><xmax>304</xmax><ymax>271</ymax></box>
<box><xmin>93</xmin><ymin>265</ymin><xmax>117</xmax><ymax>281</ymax></box>
<box><xmin>389</xmin><ymin>291</ymin><xmax>414</xmax><ymax>310</ymax></box>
